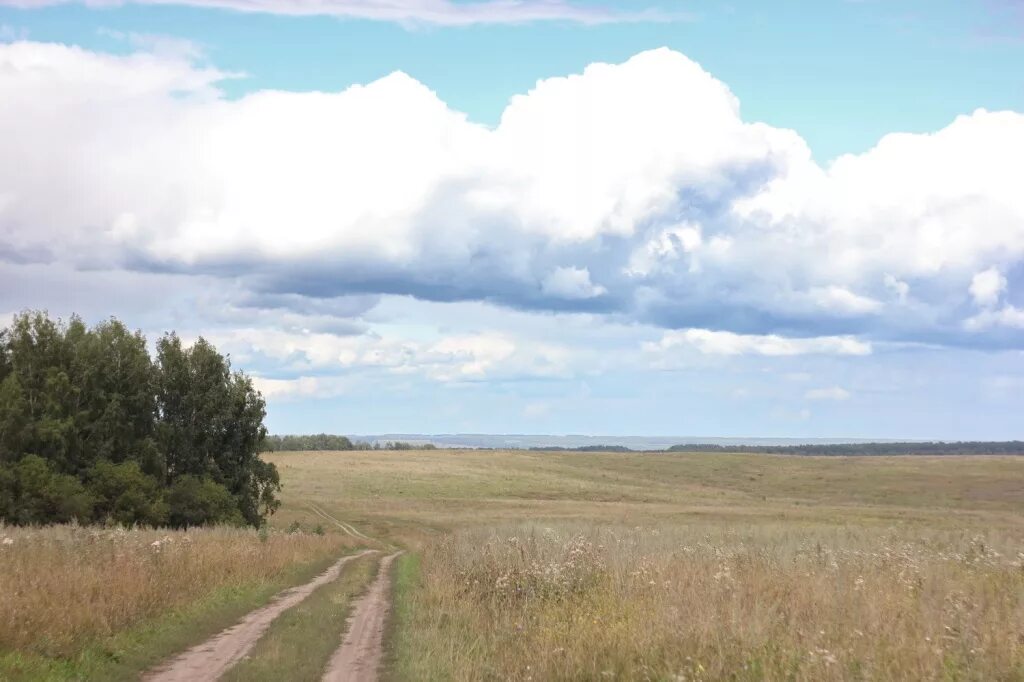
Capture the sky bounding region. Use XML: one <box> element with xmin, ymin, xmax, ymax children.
<box><xmin>1</xmin><ymin>0</ymin><xmax>1023</xmax><ymax>439</ymax></box>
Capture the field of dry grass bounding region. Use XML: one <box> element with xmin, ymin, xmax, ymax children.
<box><xmin>392</xmin><ymin>523</ymin><xmax>1024</xmax><ymax>680</ymax></box>
<box><xmin>267</xmin><ymin>449</ymin><xmax>1024</xmax><ymax>681</ymax></box>
<box><xmin>3</xmin><ymin>449</ymin><xmax>1022</xmax><ymax>680</ymax></box>
<box><xmin>0</xmin><ymin>524</ymin><xmax>359</xmax><ymax>680</ymax></box>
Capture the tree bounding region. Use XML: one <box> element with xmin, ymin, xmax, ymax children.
<box><xmin>0</xmin><ymin>311</ymin><xmax>280</xmax><ymax>527</ymax></box>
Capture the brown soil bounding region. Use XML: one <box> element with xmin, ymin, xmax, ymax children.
<box><xmin>321</xmin><ymin>552</ymin><xmax>402</xmax><ymax>682</ymax></box>
<box><xmin>143</xmin><ymin>549</ymin><xmax>377</xmax><ymax>682</ymax></box>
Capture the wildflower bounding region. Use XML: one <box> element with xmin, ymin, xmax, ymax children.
<box><xmin>2</xmin><ymin>537</ymin><xmax>13</xmax><ymax>546</ymax></box>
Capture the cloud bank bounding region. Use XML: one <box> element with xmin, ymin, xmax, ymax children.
<box><xmin>1</xmin><ymin>41</ymin><xmax>1023</xmax><ymax>356</ymax></box>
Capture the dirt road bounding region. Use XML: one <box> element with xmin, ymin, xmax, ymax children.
<box><xmin>322</xmin><ymin>552</ymin><xmax>402</xmax><ymax>682</ymax></box>
<box><xmin>144</xmin><ymin>549</ymin><xmax>377</xmax><ymax>682</ymax></box>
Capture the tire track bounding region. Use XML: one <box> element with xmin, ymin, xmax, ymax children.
<box><xmin>308</xmin><ymin>502</ymin><xmax>373</xmax><ymax>542</ymax></box>
<box><xmin>322</xmin><ymin>552</ymin><xmax>402</xmax><ymax>682</ymax></box>
<box><xmin>144</xmin><ymin>549</ymin><xmax>377</xmax><ymax>682</ymax></box>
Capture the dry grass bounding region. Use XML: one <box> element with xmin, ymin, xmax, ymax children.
<box><xmin>394</xmin><ymin>523</ymin><xmax>1024</xmax><ymax>681</ymax></box>
<box><xmin>263</xmin><ymin>450</ymin><xmax>1024</xmax><ymax>681</ymax></box>
<box><xmin>6</xmin><ymin>450</ymin><xmax>1020</xmax><ymax>680</ymax></box>
<box><xmin>0</xmin><ymin>523</ymin><xmax>356</xmax><ymax>658</ymax></box>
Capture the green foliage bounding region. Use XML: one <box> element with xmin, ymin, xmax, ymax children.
<box><xmin>166</xmin><ymin>475</ymin><xmax>243</xmax><ymax>528</ymax></box>
<box><xmin>0</xmin><ymin>454</ymin><xmax>95</xmax><ymax>524</ymax></box>
<box><xmin>88</xmin><ymin>460</ymin><xmax>168</xmax><ymax>527</ymax></box>
<box><xmin>262</xmin><ymin>435</ymin><xmax>436</xmax><ymax>452</ymax></box>
<box><xmin>262</xmin><ymin>434</ymin><xmax>355</xmax><ymax>452</ymax></box>
<box><xmin>0</xmin><ymin>311</ymin><xmax>280</xmax><ymax>528</ymax></box>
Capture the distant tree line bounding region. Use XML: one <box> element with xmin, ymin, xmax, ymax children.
<box><xmin>666</xmin><ymin>442</ymin><xmax>1024</xmax><ymax>456</ymax></box>
<box><xmin>263</xmin><ymin>434</ymin><xmax>356</xmax><ymax>452</ymax></box>
<box><xmin>263</xmin><ymin>435</ymin><xmax>435</xmax><ymax>452</ymax></box>
<box><xmin>521</xmin><ymin>442</ymin><xmax>1024</xmax><ymax>455</ymax></box>
<box><xmin>0</xmin><ymin>311</ymin><xmax>280</xmax><ymax>527</ymax></box>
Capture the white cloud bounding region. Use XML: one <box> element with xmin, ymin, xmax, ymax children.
<box><xmin>804</xmin><ymin>386</ymin><xmax>851</xmax><ymax>401</ymax></box>
<box><xmin>1</xmin><ymin>41</ymin><xmax>1023</xmax><ymax>348</ymax></box>
<box><xmin>251</xmin><ymin>375</ymin><xmax>349</xmax><ymax>400</ymax></box>
<box><xmin>965</xmin><ymin>305</ymin><xmax>1024</xmax><ymax>331</ymax></box>
<box><xmin>737</xmin><ymin>110</ymin><xmax>1024</xmax><ymax>281</ymax></box>
<box><xmin>0</xmin><ymin>0</ymin><xmax>676</xmax><ymax>26</ymax></box>
<box><xmin>541</xmin><ymin>266</ymin><xmax>607</xmax><ymax>299</ymax></box>
<box><xmin>648</xmin><ymin>329</ymin><xmax>872</xmax><ymax>356</ymax></box>
<box><xmin>210</xmin><ymin>326</ymin><xmax>577</xmax><ymax>383</ymax></box>
<box><xmin>969</xmin><ymin>267</ymin><xmax>1007</xmax><ymax>307</ymax></box>
<box><xmin>807</xmin><ymin>286</ymin><xmax>883</xmax><ymax>315</ymax></box>
<box><xmin>626</xmin><ymin>222</ymin><xmax>705</xmax><ymax>276</ymax></box>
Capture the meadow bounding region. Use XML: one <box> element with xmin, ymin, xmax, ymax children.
<box><xmin>268</xmin><ymin>449</ymin><xmax>1024</xmax><ymax>681</ymax></box>
<box><xmin>2</xmin><ymin>449</ymin><xmax>1022</xmax><ymax>680</ymax></box>
<box><xmin>0</xmin><ymin>524</ymin><xmax>360</xmax><ymax>680</ymax></box>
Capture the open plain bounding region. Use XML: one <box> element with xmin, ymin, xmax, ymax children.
<box><xmin>3</xmin><ymin>448</ymin><xmax>1023</xmax><ymax>681</ymax></box>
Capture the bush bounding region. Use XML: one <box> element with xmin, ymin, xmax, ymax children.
<box><xmin>87</xmin><ymin>460</ymin><xmax>168</xmax><ymax>527</ymax></box>
<box><xmin>165</xmin><ymin>473</ymin><xmax>243</xmax><ymax>524</ymax></box>
<box><xmin>166</xmin><ymin>475</ymin><xmax>244</xmax><ymax>528</ymax></box>
<box><xmin>0</xmin><ymin>455</ymin><xmax>94</xmax><ymax>524</ymax></box>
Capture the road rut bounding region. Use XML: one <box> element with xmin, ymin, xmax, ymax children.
<box><xmin>144</xmin><ymin>549</ymin><xmax>377</xmax><ymax>682</ymax></box>
<box><xmin>322</xmin><ymin>552</ymin><xmax>401</xmax><ymax>682</ymax></box>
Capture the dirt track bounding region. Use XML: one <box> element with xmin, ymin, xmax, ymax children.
<box><xmin>322</xmin><ymin>552</ymin><xmax>402</xmax><ymax>682</ymax></box>
<box><xmin>143</xmin><ymin>549</ymin><xmax>377</xmax><ymax>682</ymax></box>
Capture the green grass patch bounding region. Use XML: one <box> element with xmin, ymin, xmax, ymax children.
<box><xmin>382</xmin><ymin>552</ymin><xmax>421</xmax><ymax>682</ymax></box>
<box><xmin>0</xmin><ymin>552</ymin><xmax>344</xmax><ymax>682</ymax></box>
<box><xmin>222</xmin><ymin>553</ymin><xmax>379</xmax><ymax>682</ymax></box>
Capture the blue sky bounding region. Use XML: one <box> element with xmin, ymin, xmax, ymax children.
<box><xmin>1</xmin><ymin>0</ymin><xmax>1023</xmax><ymax>438</ymax></box>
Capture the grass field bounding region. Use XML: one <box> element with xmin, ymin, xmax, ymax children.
<box><xmin>0</xmin><ymin>524</ymin><xmax>360</xmax><ymax>681</ymax></box>
<box><xmin>267</xmin><ymin>449</ymin><xmax>1024</xmax><ymax>681</ymax></box>
<box><xmin>3</xmin><ymin>449</ymin><xmax>1022</xmax><ymax>680</ymax></box>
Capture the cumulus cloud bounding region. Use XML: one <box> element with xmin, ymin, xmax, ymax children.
<box><xmin>647</xmin><ymin>329</ymin><xmax>872</xmax><ymax>356</ymax></box>
<box><xmin>541</xmin><ymin>266</ymin><xmax>607</xmax><ymax>300</ymax></box>
<box><xmin>0</xmin><ymin>41</ymin><xmax>1023</xmax><ymax>349</ymax></box>
<box><xmin>208</xmin><ymin>326</ymin><xmax>578</xmax><ymax>382</ymax></box>
<box><xmin>969</xmin><ymin>267</ymin><xmax>1007</xmax><ymax>307</ymax></box>
<box><xmin>804</xmin><ymin>386</ymin><xmax>851</xmax><ymax>401</ymax></box>
<box><xmin>251</xmin><ymin>375</ymin><xmax>349</xmax><ymax>400</ymax></box>
<box><xmin>0</xmin><ymin>0</ymin><xmax>674</xmax><ymax>26</ymax></box>
<box><xmin>965</xmin><ymin>304</ymin><xmax>1024</xmax><ymax>331</ymax></box>
<box><xmin>806</xmin><ymin>286</ymin><xmax>883</xmax><ymax>316</ymax></box>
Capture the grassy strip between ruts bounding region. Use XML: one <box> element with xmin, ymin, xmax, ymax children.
<box><xmin>0</xmin><ymin>550</ymin><xmax>348</xmax><ymax>682</ymax></box>
<box><xmin>382</xmin><ymin>552</ymin><xmax>421</xmax><ymax>682</ymax></box>
<box><xmin>222</xmin><ymin>552</ymin><xmax>380</xmax><ymax>682</ymax></box>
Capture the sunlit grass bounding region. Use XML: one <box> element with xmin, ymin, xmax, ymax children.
<box><xmin>0</xmin><ymin>524</ymin><xmax>357</xmax><ymax>666</ymax></box>
<box><xmin>395</xmin><ymin>523</ymin><xmax>1024</xmax><ymax>680</ymax></box>
<box><xmin>268</xmin><ymin>449</ymin><xmax>1024</xmax><ymax>680</ymax></box>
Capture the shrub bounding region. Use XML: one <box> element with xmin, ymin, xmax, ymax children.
<box><xmin>166</xmin><ymin>475</ymin><xmax>243</xmax><ymax>528</ymax></box>
<box><xmin>1</xmin><ymin>455</ymin><xmax>94</xmax><ymax>524</ymax></box>
<box><xmin>88</xmin><ymin>460</ymin><xmax>168</xmax><ymax>527</ymax></box>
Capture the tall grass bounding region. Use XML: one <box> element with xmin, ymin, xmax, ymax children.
<box><xmin>0</xmin><ymin>523</ymin><xmax>356</xmax><ymax>658</ymax></box>
<box><xmin>393</xmin><ymin>523</ymin><xmax>1024</xmax><ymax>681</ymax></box>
